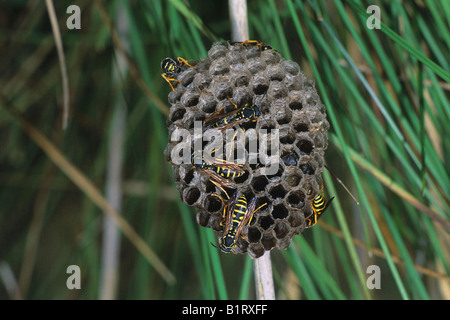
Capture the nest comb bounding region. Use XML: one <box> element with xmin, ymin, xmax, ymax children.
<box><xmin>164</xmin><ymin>41</ymin><xmax>330</xmax><ymax>258</ymax></box>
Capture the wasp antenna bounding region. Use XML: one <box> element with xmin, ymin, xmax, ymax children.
<box><xmin>259</xmin><ymin>92</ymin><xmax>267</xmax><ymax>103</ymax></box>
<box><xmin>257</xmin><ymin>92</ymin><xmax>267</xmax><ymax>110</ymax></box>
<box><xmin>209</xmin><ymin>242</ymin><xmax>218</xmax><ymax>249</ymax></box>
<box><xmin>324</xmin><ymin>165</ymin><xmax>359</xmax><ymax>206</ymax></box>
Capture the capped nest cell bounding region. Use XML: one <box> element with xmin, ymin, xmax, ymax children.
<box><xmin>164</xmin><ymin>41</ymin><xmax>330</xmax><ymax>258</ymax></box>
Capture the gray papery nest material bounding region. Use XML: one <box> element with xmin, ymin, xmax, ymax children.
<box><xmin>165</xmin><ymin>41</ymin><xmax>330</xmax><ymax>258</ymax></box>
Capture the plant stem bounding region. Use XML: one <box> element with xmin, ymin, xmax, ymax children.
<box><xmin>228</xmin><ymin>0</ymin><xmax>249</xmax><ymax>42</ymax></box>
<box><xmin>99</xmin><ymin>5</ymin><xmax>129</xmax><ymax>300</ymax></box>
<box><xmin>45</xmin><ymin>0</ymin><xmax>70</xmax><ymax>129</ymax></box>
<box><xmin>253</xmin><ymin>251</ymin><xmax>276</xmax><ymax>300</ymax></box>
<box><xmin>229</xmin><ymin>0</ymin><xmax>276</xmax><ymax>300</ymax></box>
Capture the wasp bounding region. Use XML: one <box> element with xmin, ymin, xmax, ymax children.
<box><xmin>305</xmin><ymin>182</ymin><xmax>335</xmax><ymax>228</ymax></box>
<box><xmin>212</xmin><ymin>192</ymin><xmax>267</xmax><ymax>253</ymax></box>
<box><xmin>191</xmin><ymin>149</ymin><xmax>244</xmax><ymax>182</ymax></box>
<box><xmin>232</xmin><ymin>40</ymin><xmax>272</xmax><ymax>51</ymax></box>
<box><xmin>191</xmin><ymin>138</ymin><xmax>245</xmax><ymax>199</ymax></box>
<box><xmin>161</xmin><ymin>56</ymin><xmax>196</xmax><ymax>92</ymax></box>
<box><xmin>202</xmin><ymin>95</ymin><xmax>265</xmax><ymax>132</ymax></box>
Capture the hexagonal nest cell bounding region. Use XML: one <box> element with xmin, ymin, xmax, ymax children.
<box><xmin>164</xmin><ymin>41</ymin><xmax>330</xmax><ymax>258</ymax></box>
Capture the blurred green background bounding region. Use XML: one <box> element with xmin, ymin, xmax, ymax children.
<box><xmin>0</xmin><ymin>0</ymin><xmax>448</xmax><ymax>300</ymax></box>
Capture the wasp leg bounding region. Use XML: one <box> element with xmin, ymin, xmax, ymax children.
<box><xmin>240</xmin><ymin>203</ymin><xmax>267</xmax><ymax>239</ymax></box>
<box><xmin>305</xmin><ymin>217</ymin><xmax>314</xmax><ymax>227</ymax></box>
<box><xmin>248</xmin><ymin>202</ymin><xmax>267</xmax><ymax>226</ymax></box>
<box><xmin>234</xmin><ymin>40</ymin><xmax>272</xmax><ymax>51</ymax></box>
<box><xmin>177</xmin><ymin>56</ymin><xmax>196</xmax><ymax>68</ymax></box>
<box><xmin>202</xmin><ymin>105</ymin><xmax>227</xmax><ymax>130</ymax></box>
<box><xmin>209</xmin><ymin>105</ymin><xmax>227</xmax><ymax>118</ymax></box>
<box><xmin>307</xmin><ymin>201</ymin><xmax>319</xmax><ymax>227</ymax></box>
<box><xmin>211</xmin><ymin>193</ymin><xmax>228</xmax><ymax>226</ymax></box>
<box><xmin>226</xmin><ymin>129</ymin><xmax>239</xmax><ymax>162</ymax></box>
<box><xmin>208</xmin><ymin>176</ymin><xmax>231</xmax><ymax>202</ymax></box>
<box><xmin>226</xmin><ymin>96</ymin><xmax>239</xmax><ymax>109</ymax></box>
<box><xmin>161</xmin><ymin>73</ymin><xmax>181</xmax><ymax>92</ymax></box>
<box><xmin>238</xmin><ymin>40</ymin><xmax>261</xmax><ymax>46</ymax></box>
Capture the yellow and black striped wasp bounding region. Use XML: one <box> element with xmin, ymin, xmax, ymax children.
<box><xmin>202</xmin><ymin>95</ymin><xmax>265</xmax><ymax>133</ymax></box>
<box><xmin>191</xmin><ymin>132</ymin><xmax>245</xmax><ymax>199</ymax></box>
<box><xmin>212</xmin><ymin>192</ymin><xmax>267</xmax><ymax>253</ymax></box>
<box><xmin>232</xmin><ymin>40</ymin><xmax>273</xmax><ymax>51</ymax></box>
<box><xmin>191</xmin><ymin>149</ymin><xmax>244</xmax><ymax>184</ymax></box>
<box><xmin>305</xmin><ymin>182</ymin><xmax>335</xmax><ymax>228</ymax></box>
<box><xmin>161</xmin><ymin>56</ymin><xmax>196</xmax><ymax>92</ymax></box>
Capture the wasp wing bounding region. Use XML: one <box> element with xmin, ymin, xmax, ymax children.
<box><xmin>202</xmin><ymin>169</ymin><xmax>236</xmax><ymax>189</ymax></box>
<box><xmin>234</xmin><ymin>197</ymin><xmax>256</xmax><ymax>240</ymax></box>
<box><xmin>222</xmin><ymin>191</ymin><xmax>240</xmax><ymax>235</ymax></box>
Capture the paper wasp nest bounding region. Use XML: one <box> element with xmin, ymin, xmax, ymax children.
<box><xmin>164</xmin><ymin>41</ymin><xmax>330</xmax><ymax>258</ymax></box>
